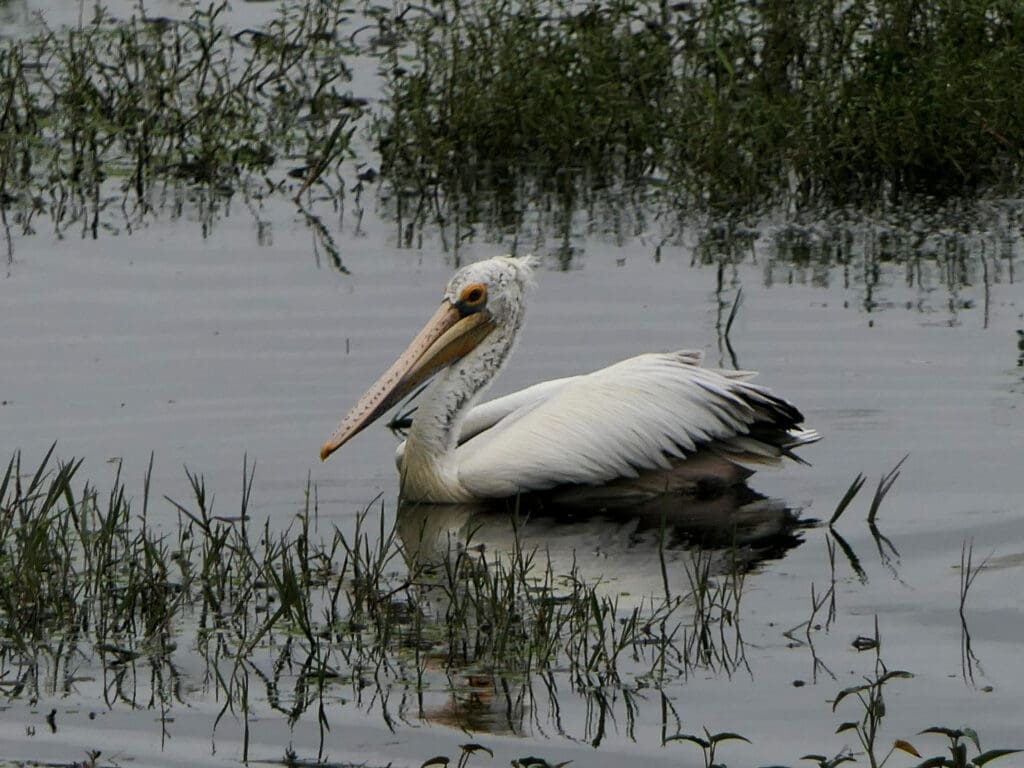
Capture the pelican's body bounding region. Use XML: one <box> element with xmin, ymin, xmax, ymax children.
<box><xmin>321</xmin><ymin>256</ymin><xmax>819</xmax><ymax>503</ymax></box>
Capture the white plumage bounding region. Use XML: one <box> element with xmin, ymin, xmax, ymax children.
<box><xmin>321</xmin><ymin>256</ymin><xmax>818</xmax><ymax>503</ymax></box>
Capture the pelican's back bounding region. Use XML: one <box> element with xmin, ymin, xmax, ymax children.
<box><xmin>454</xmin><ymin>351</ymin><xmax>819</xmax><ymax>499</ymax></box>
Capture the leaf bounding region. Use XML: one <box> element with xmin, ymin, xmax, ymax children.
<box><xmin>666</xmin><ymin>733</ymin><xmax>711</xmax><ymax>748</ymax></box>
<box><xmin>832</xmin><ymin>683</ymin><xmax>870</xmax><ymax>710</ymax></box>
<box><xmin>867</xmin><ymin>454</ymin><xmax>908</xmax><ymax>522</ymax></box>
<box><xmin>974</xmin><ymin>749</ymin><xmax>1023</xmax><ymax>766</ymax></box>
<box><xmin>894</xmin><ymin>740</ymin><xmax>921</xmax><ymax>757</ymax></box>
<box><xmin>912</xmin><ymin>758</ymin><xmax>953</xmax><ymax>768</ymax></box>
<box><xmin>920</xmin><ymin>727</ymin><xmax>963</xmax><ymax>739</ymax></box>
<box><xmin>421</xmin><ymin>758</ymin><xmax>449</xmax><ymax>768</ymax></box>
<box><xmin>962</xmin><ymin>728</ymin><xmax>981</xmax><ymax>753</ymax></box>
<box><xmin>459</xmin><ymin>743</ymin><xmax>494</xmax><ymax>758</ymax></box>
<box><xmin>830</xmin><ymin>473</ymin><xmax>866</xmax><ymax>525</ymax></box>
<box><xmin>877</xmin><ymin>670</ymin><xmax>913</xmax><ymax>684</ymax></box>
<box><xmin>710</xmin><ymin>732</ymin><xmax>751</xmax><ymax>745</ymax></box>
<box><xmin>512</xmin><ymin>759</ymin><xmax>556</xmax><ymax>768</ymax></box>
<box><xmin>836</xmin><ymin>722</ymin><xmax>860</xmax><ymax>734</ymax></box>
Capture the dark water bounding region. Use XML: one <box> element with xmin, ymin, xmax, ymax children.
<box><xmin>2</xmin><ymin>2</ymin><xmax>1024</xmax><ymax>767</ymax></box>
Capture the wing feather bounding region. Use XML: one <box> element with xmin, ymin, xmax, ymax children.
<box><xmin>456</xmin><ymin>351</ymin><xmax>814</xmax><ymax>498</ymax></box>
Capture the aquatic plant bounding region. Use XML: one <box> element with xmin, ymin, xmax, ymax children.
<box><xmin>0</xmin><ymin>447</ymin><xmax>746</xmax><ymax>757</ymax></box>
<box><xmin>375</xmin><ymin>0</ymin><xmax>1024</xmax><ymax>231</ymax></box>
<box><xmin>2</xmin><ymin>448</ymin><xmax>1019</xmax><ymax>766</ymax></box>
<box><xmin>4</xmin><ymin>0</ymin><xmax>1024</xmax><ymax>254</ymax></box>
<box><xmin>0</xmin><ymin>2</ymin><xmax>363</xmax><ymax>238</ymax></box>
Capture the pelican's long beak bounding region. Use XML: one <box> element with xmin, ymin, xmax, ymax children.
<box><xmin>320</xmin><ymin>301</ymin><xmax>494</xmax><ymax>461</ymax></box>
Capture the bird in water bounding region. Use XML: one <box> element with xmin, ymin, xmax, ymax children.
<box><xmin>320</xmin><ymin>255</ymin><xmax>819</xmax><ymax>503</ymax></box>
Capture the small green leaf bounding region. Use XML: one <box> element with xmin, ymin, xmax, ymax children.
<box><xmin>830</xmin><ymin>473</ymin><xmax>866</xmax><ymax>524</ymax></box>
<box><xmin>878</xmin><ymin>670</ymin><xmax>913</xmax><ymax>684</ymax></box>
<box><xmin>836</xmin><ymin>721</ymin><xmax>859</xmax><ymax>734</ymax></box>
<box><xmin>832</xmin><ymin>684</ymin><xmax>869</xmax><ymax>710</ymax></box>
<box><xmin>512</xmin><ymin>758</ymin><xmax>560</xmax><ymax>768</ymax></box>
<box><xmin>667</xmin><ymin>733</ymin><xmax>711</xmax><ymax>748</ymax></box>
<box><xmin>912</xmin><ymin>758</ymin><xmax>953</xmax><ymax>768</ymax></box>
<box><xmin>974</xmin><ymin>749</ymin><xmax>1023</xmax><ymax>766</ymax></box>
<box><xmin>421</xmin><ymin>758</ymin><xmax>449</xmax><ymax>768</ymax></box>
<box><xmin>920</xmin><ymin>727</ymin><xmax>963</xmax><ymax>739</ymax></box>
<box><xmin>962</xmin><ymin>728</ymin><xmax>981</xmax><ymax>753</ymax></box>
<box><xmin>459</xmin><ymin>743</ymin><xmax>494</xmax><ymax>758</ymax></box>
<box><xmin>709</xmin><ymin>732</ymin><xmax>751</xmax><ymax>745</ymax></box>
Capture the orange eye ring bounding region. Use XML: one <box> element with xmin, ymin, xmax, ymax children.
<box><xmin>460</xmin><ymin>283</ymin><xmax>487</xmax><ymax>306</ymax></box>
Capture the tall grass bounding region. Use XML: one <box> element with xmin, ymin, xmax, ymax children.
<box><xmin>0</xmin><ymin>2</ymin><xmax>362</xmax><ymax>236</ymax></box>
<box><xmin>3</xmin><ymin>451</ymin><xmax>1018</xmax><ymax>764</ymax></box>
<box><xmin>0</xmin><ymin>449</ymin><xmax>739</xmax><ymax>753</ymax></box>
<box><xmin>3</xmin><ymin>0</ymin><xmax>1022</xmax><ymax>247</ymax></box>
<box><xmin>375</xmin><ymin>0</ymin><xmax>1024</xmax><ymax>230</ymax></box>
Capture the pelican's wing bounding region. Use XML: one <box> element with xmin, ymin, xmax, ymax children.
<box><xmin>394</xmin><ymin>376</ymin><xmax>578</xmax><ymax>468</ymax></box>
<box><xmin>455</xmin><ymin>351</ymin><xmax>817</xmax><ymax>498</ymax></box>
<box><xmin>457</xmin><ymin>375</ymin><xmax>579</xmax><ymax>443</ymax></box>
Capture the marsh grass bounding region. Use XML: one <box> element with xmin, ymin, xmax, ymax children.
<box><xmin>372</xmin><ymin>0</ymin><xmax>1024</xmax><ymax>246</ymax></box>
<box><xmin>1</xmin><ymin>449</ymin><xmax>742</xmax><ymax>755</ymax></box>
<box><xmin>2</xmin><ymin>448</ymin><xmax>1020</xmax><ymax>766</ymax></box>
<box><xmin>0</xmin><ymin>2</ymin><xmax>362</xmax><ymax>237</ymax></box>
<box><xmin>2</xmin><ymin>0</ymin><xmax>1024</xmax><ymax>277</ymax></box>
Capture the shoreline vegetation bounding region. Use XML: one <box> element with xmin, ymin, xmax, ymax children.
<box><xmin>0</xmin><ymin>0</ymin><xmax>1022</xmax><ymax>248</ymax></box>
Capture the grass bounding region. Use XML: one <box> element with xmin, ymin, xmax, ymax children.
<box><xmin>0</xmin><ymin>448</ymin><xmax>744</xmax><ymax>758</ymax></box>
<box><xmin>1</xmin><ymin>447</ymin><xmax>1019</xmax><ymax>767</ymax></box>
<box><xmin>0</xmin><ymin>1</ymin><xmax>362</xmax><ymax>237</ymax></box>
<box><xmin>375</xmin><ymin>0</ymin><xmax>1024</xmax><ymax>233</ymax></box>
<box><xmin>2</xmin><ymin>0</ymin><xmax>1024</xmax><ymax>258</ymax></box>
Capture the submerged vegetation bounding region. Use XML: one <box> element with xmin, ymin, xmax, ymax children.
<box><xmin>0</xmin><ymin>448</ymin><xmax>753</xmax><ymax>759</ymax></box>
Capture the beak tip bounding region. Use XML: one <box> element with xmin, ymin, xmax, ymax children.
<box><xmin>319</xmin><ymin>444</ymin><xmax>332</xmax><ymax>462</ymax></box>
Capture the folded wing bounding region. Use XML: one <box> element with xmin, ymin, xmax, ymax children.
<box><xmin>455</xmin><ymin>351</ymin><xmax>818</xmax><ymax>498</ymax></box>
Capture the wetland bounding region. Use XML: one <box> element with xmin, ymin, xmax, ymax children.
<box><xmin>1</xmin><ymin>1</ymin><xmax>1023</xmax><ymax>766</ymax></box>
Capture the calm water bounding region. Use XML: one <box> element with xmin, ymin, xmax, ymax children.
<box><xmin>2</xmin><ymin>2</ymin><xmax>1024</xmax><ymax>767</ymax></box>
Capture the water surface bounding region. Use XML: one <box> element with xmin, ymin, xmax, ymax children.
<box><xmin>1</xmin><ymin>2</ymin><xmax>1023</xmax><ymax>766</ymax></box>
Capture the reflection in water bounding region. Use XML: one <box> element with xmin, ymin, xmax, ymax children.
<box><xmin>396</xmin><ymin>486</ymin><xmax>811</xmax><ymax>737</ymax></box>
<box><xmin>398</xmin><ymin>486</ymin><xmax>809</xmax><ymax>588</ymax></box>
<box><xmin>0</xmin><ymin>450</ymin><xmax>817</xmax><ymax>758</ymax></box>
<box><xmin>755</xmin><ymin>215</ymin><xmax>1019</xmax><ymax>323</ymax></box>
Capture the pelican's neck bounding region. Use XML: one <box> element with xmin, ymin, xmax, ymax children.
<box><xmin>401</xmin><ymin>320</ymin><xmax>519</xmax><ymax>501</ymax></box>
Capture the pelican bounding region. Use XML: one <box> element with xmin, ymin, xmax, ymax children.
<box><xmin>320</xmin><ymin>255</ymin><xmax>819</xmax><ymax>503</ymax></box>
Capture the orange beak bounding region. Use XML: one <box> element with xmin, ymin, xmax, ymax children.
<box><xmin>320</xmin><ymin>301</ymin><xmax>494</xmax><ymax>461</ymax></box>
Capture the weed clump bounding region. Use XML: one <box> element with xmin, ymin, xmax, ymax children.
<box><xmin>1</xmin><ymin>448</ymin><xmax>1020</xmax><ymax>766</ymax></box>
<box><xmin>0</xmin><ymin>448</ymin><xmax>738</xmax><ymax>753</ymax></box>
<box><xmin>0</xmin><ymin>2</ymin><xmax>362</xmax><ymax>235</ymax></box>
<box><xmin>375</xmin><ymin>0</ymin><xmax>1024</xmax><ymax>228</ymax></box>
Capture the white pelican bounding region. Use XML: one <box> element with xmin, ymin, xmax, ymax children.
<box><xmin>320</xmin><ymin>255</ymin><xmax>819</xmax><ymax>503</ymax></box>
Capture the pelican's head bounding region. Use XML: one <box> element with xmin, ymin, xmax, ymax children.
<box><xmin>320</xmin><ymin>255</ymin><xmax>538</xmax><ymax>461</ymax></box>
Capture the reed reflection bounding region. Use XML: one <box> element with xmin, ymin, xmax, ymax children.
<box><xmin>396</xmin><ymin>485</ymin><xmax>812</xmax><ymax>737</ymax></box>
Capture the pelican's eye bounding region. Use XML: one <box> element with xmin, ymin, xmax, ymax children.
<box><xmin>457</xmin><ymin>283</ymin><xmax>488</xmax><ymax>313</ymax></box>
